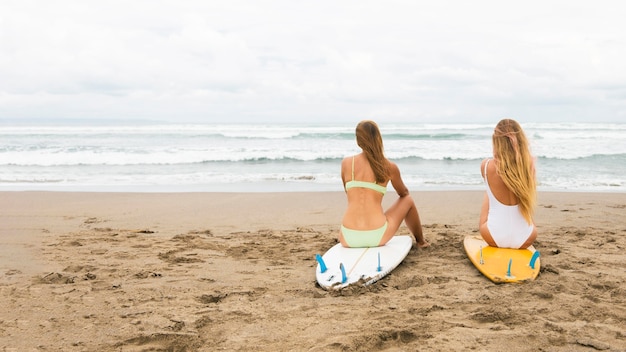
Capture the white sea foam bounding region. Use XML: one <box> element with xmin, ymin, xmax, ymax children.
<box><xmin>1</xmin><ymin>122</ymin><xmax>624</xmax><ymax>192</ymax></box>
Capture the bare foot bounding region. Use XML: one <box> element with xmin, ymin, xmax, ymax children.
<box><xmin>416</xmin><ymin>241</ymin><xmax>430</xmax><ymax>248</ymax></box>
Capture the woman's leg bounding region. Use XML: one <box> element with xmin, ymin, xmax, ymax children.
<box><xmin>338</xmin><ymin>230</ymin><xmax>349</xmax><ymax>247</ymax></box>
<box><xmin>519</xmin><ymin>225</ymin><xmax>537</xmax><ymax>249</ymax></box>
<box><xmin>381</xmin><ymin>195</ymin><xmax>429</xmax><ymax>247</ymax></box>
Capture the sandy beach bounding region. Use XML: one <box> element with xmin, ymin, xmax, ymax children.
<box><xmin>0</xmin><ymin>190</ymin><xmax>624</xmax><ymax>351</ymax></box>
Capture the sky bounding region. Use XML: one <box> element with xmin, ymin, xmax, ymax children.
<box><xmin>1</xmin><ymin>0</ymin><xmax>625</xmax><ymax>124</ymax></box>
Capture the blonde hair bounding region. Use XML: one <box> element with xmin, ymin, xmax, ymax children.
<box><xmin>355</xmin><ymin>120</ymin><xmax>389</xmax><ymax>183</ymax></box>
<box><xmin>492</xmin><ymin>119</ymin><xmax>536</xmax><ymax>223</ymax></box>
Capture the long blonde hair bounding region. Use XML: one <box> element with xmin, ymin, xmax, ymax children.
<box><xmin>355</xmin><ymin>120</ymin><xmax>389</xmax><ymax>183</ymax></box>
<box><xmin>492</xmin><ymin>119</ymin><xmax>536</xmax><ymax>223</ymax></box>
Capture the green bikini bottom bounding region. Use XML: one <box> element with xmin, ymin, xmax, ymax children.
<box><xmin>341</xmin><ymin>222</ymin><xmax>388</xmax><ymax>248</ymax></box>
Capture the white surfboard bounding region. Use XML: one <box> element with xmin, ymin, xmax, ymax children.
<box><xmin>315</xmin><ymin>236</ymin><xmax>413</xmax><ymax>290</ymax></box>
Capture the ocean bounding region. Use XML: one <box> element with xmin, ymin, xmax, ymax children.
<box><xmin>1</xmin><ymin>122</ymin><xmax>624</xmax><ymax>193</ymax></box>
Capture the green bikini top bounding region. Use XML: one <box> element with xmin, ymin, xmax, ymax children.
<box><xmin>345</xmin><ymin>156</ymin><xmax>387</xmax><ymax>195</ymax></box>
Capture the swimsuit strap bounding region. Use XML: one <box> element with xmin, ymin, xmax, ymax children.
<box><xmin>345</xmin><ymin>155</ymin><xmax>387</xmax><ymax>195</ymax></box>
<box><xmin>484</xmin><ymin>159</ymin><xmax>495</xmax><ymax>196</ymax></box>
<box><xmin>351</xmin><ymin>156</ymin><xmax>355</xmax><ymax>181</ymax></box>
<box><xmin>485</xmin><ymin>159</ymin><xmax>513</xmax><ymax>207</ymax></box>
<box><xmin>484</xmin><ymin>159</ymin><xmax>490</xmax><ymax>184</ymax></box>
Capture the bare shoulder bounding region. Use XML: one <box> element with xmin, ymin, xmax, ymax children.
<box><xmin>341</xmin><ymin>156</ymin><xmax>353</xmax><ymax>168</ymax></box>
<box><xmin>387</xmin><ymin>160</ymin><xmax>409</xmax><ymax>195</ymax></box>
<box><xmin>341</xmin><ymin>155</ymin><xmax>356</xmax><ymax>175</ymax></box>
<box><xmin>387</xmin><ymin>160</ymin><xmax>404</xmax><ymax>182</ymax></box>
<box><xmin>387</xmin><ymin>160</ymin><xmax>401</xmax><ymax>175</ymax></box>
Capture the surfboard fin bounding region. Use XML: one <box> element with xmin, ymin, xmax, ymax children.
<box><xmin>529</xmin><ymin>251</ymin><xmax>540</xmax><ymax>269</ymax></box>
<box><xmin>506</xmin><ymin>258</ymin><xmax>513</xmax><ymax>277</ymax></box>
<box><xmin>340</xmin><ymin>263</ymin><xmax>347</xmax><ymax>283</ymax></box>
<box><xmin>377</xmin><ymin>252</ymin><xmax>382</xmax><ymax>272</ymax></box>
<box><xmin>315</xmin><ymin>254</ymin><xmax>327</xmax><ymax>273</ymax></box>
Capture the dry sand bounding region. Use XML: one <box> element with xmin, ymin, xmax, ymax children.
<box><xmin>0</xmin><ymin>191</ymin><xmax>625</xmax><ymax>351</ymax></box>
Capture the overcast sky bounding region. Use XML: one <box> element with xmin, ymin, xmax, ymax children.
<box><xmin>1</xmin><ymin>1</ymin><xmax>625</xmax><ymax>124</ymax></box>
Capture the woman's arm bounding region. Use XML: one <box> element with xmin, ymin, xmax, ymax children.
<box><xmin>388</xmin><ymin>161</ymin><xmax>410</xmax><ymax>197</ymax></box>
<box><xmin>340</xmin><ymin>157</ymin><xmax>349</xmax><ymax>192</ymax></box>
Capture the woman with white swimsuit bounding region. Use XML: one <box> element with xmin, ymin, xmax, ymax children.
<box><xmin>479</xmin><ymin>119</ymin><xmax>538</xmax><ymax>249</ymax></box>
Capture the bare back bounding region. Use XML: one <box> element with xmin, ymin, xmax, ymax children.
<box><xmin>341</xmin><ymin>154</ymin><xmax>387</xmax><ymax>230</ymax></box>
<box><xmin>481</xmin><ymin>159</ymin><xmax>519</xmax><ymax>206</ymax></box>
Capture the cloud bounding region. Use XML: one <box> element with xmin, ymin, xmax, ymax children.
<box><xmin>0</xmin><ymin>0</ymin><xmax>625</xmax><ymax>123</ymax></box>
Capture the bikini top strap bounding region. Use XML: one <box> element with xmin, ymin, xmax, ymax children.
<box><xmin>351</xmin><ymin>156</ymin><xmax>355</xmax><ymax>181</ymax></box>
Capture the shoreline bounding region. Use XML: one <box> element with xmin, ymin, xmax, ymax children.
<box><xmin>1</xmin><ymin>190</ymin><xmax>625</xmax><ymax>351</ymax></box>
<box><xmin>2</xmin><ymin>183</ymin><xmax>625</xmax><ymax>193</ymax></box>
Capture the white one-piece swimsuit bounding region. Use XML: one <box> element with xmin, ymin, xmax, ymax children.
<box><xmin>484</xmin><ymin>159</ymin><xmax>534</xmax><ymax>249</ymax></box>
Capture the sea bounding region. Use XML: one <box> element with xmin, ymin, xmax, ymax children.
<box><xmin>1</xmin><ymin>122</ymin><xmax>625</xmax><ymax>193</ymax></box>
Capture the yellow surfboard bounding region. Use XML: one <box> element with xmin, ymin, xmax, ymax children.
<box><xmin>463</xmin><ymin>235</ymin><xmax>540</xmax><ymax>283</ymax></box>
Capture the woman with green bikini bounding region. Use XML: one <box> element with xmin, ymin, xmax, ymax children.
<box><xmin>339</xmin><ymin>120</ymin><xmax>430</xmax><ymax>249</ymax></box>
